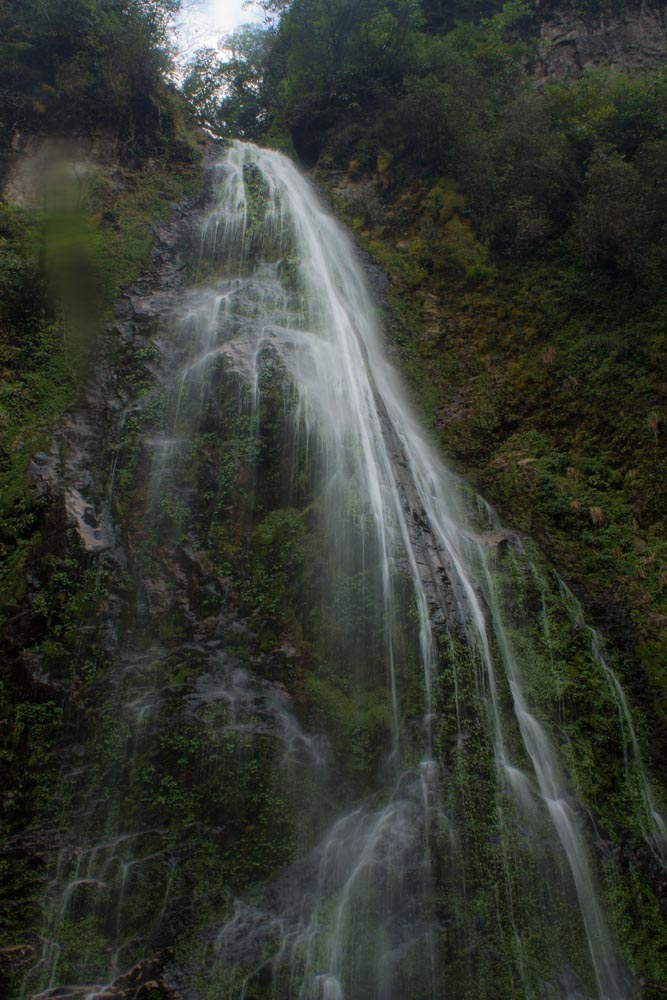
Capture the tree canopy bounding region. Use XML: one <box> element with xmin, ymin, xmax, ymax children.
<box><xmin>181</xmin><ymin>0</ymin><xmax>667</xmax><ymax>276</ymax></box>
<box><xmin>0</xmin><ymin>0</ymin><xmax>185</xmax><ymax>157</ymax></box>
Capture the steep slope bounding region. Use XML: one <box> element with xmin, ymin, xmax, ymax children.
<box><xmin>4</xmin><ymin>134</ymin><xmax>667</xmax><ymax>1000</ymax></box>
<box><xmin>1</xmin><ymin>0</ymin><xmax>667</xmax><ymax>996</ymax></box>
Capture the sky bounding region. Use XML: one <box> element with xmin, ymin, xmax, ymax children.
<box><xmin>177</xmin><ymin>0</ymin><xmax>263</xmax><ymax>58</ymax></box>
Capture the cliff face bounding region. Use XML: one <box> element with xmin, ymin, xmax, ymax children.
<box><xmin>1</xmin><ymin>135</ymin><xmax>122</xmax><ymax>208</ymax></box>
<box><xmin>1</xmin><ymin>2</ymin><xmax>666</xmax><ymax>996</ymax></box>
<box><xmin>4</xmin><ymin>131</ymin><xmax>667</xmax><ymax>1000</ymax></box>
<box><xmin>534</xmin><ymin>0</ymin><xmax>667</xmax><ymax>78</ymax></box>
<box><xmin>305</xmin><ymin>4</ymin><xmax>667</xmax><ymax>945</ymax></box>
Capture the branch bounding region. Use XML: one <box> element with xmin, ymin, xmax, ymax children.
<box><xmin>642</xmin><ymin>981</ymin><xmax>667</xmax><ymax>996</ymax></box>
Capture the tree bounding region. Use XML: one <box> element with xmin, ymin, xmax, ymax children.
<box><xmin>0</xmin><ymin>0</ymin><xmax>183</xmax><ymax>150</ymax></box>
<box><xmin>573</xmin><ymin>152</ymin><xmax>656</xmax><ymax>271</ymax></box>
<box><xmin>183</xmin><ymin>25</ymin><xmax>276</xmax><ymax>138</ymax></box>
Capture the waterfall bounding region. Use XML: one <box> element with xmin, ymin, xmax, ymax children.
<box><xmin>196</xmin><ymin>142</ymin><xmax>634</xmax><ymax>999</ymax></box>
<box><xmin>21</xmin><ymin>141</ymin><xmax>664</xmax><ymax>1000</ymax></box>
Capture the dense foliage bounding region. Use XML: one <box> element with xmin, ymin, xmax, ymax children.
<box><xmin>184</xmin><ymin>0</ymin><xmax>667</xmax><ymax>276</ymax></box>
<box><xmin>182</xmin><ymin>0</ymin><xmax>667</xmax><ymax>806</ymax></box>
<box><xmin>0</xmin><ymin>0</ymin><xmax>190</xmax><ymax>161</ymax></box>
<box><xmin>0</xmin><ymin>0</ymin><xmax>202</xmax><ymax>643</ymax></box>
<box><xmin>1</xmin><ymin>0</ymin><xmax>667</xmax><ymax>993</ymax></box>
<box><xmin>0</xmin><ymin>4</ymin><xmax>206</xmax><ymax>990</ymax></box>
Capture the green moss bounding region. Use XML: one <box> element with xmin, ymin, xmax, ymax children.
<box><xmin>317</xmin><ymin>161</ymin><xmax>667</xmax><ymax>987</ymax></box>
<box><xmin>0</xmin><ymin>135</ymin><xmax>206</xmax><ymax>987</ymax></box>
<box><xmin>299</xmin><ymin>672</ymin><xmax>393</xmax><ymax>775</ymax></box>
<box><xmin>326</xmin><ymin>164</ymin><xmax>667</xmax><ymax>690</ymax></box>
<box><xmin>604</xmin><ymin>861</ymin><xmax>667</xmax><ymax>980</ymax></box>
<box><xmin>240</xmin><ymin>506</ymin><xmax>316</xmax><ymax>626</ymax></box>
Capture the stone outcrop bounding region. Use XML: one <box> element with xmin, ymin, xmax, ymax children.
<box><xmin>533</xmin><ymin>0</ymin><xmax>667</xmax><ymax>79</ymax></box>
<box><xmin>0</xmin><ymin>134</ymin><xmax>124</xmax><ymax>208</ymax></box>
<box><xmin>35</xmin><ymin>951</ymin><xmax>184</xmax><ymax>999</ymax></box>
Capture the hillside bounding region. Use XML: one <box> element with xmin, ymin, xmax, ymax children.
<box><xmin>186</xmin><ymin>0</ymin><xmax>667</xmax><ymax>784</ymax></box>
<box><xmin>1</xmin><ymin>1</ymin><xmax>667</xmax><ymax>999</ymax></box>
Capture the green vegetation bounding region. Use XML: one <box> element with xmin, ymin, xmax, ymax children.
<box><xmin>184</xmin><ymin>9</ymin><xmax>667</xmax><ymax>721</ymax></box>
<box><xmin>0</xmin><ymin>151</ymin><xmax>204</xmax><ymax>654</ymax></box>
<box><xmin>0</xmin><ymin>3</ymin><xmax>205</xmax><ymax>990</ymax></box>
<box><xmin>194</xmin><ymin>0</ymin><xmax>667</xmax><ymax>759</ymax></box>
<box><xmin>0</xmin><ymin>0</ymin><xmax>189</xmax><ymax>160</ymax></box>
<box><xmin>2</xmin><ymin>0</ymin><xmax>667</xmax><ymax>993</ymax></box>
<box><xmin>348</xmin><ymin>208</ymin><xmax>667</xmax><ymax>757</ymax></box>
<box><xmin>180</xmin><ymin>0</ymin><xmax>667</xmax><ymax>983</ymax></box>
<box><xmin>0</xmin><ymin>0</ymin><xmax>204</xmax><ymax>698</ymax></box>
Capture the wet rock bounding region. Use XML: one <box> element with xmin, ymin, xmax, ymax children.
<box><xmin>104</xmin><ymin>952</ymin><xmax>185</xmax><ymax>999</ymax></box>
<box><xmin>0</xmin><ymin>944</ymin><xmax>35</xmax><ymax>970</ymax></box>
<box><xmin>533</xmin><ymin>0</ymin><xmax>667</xmax><ymax>79</ymax></box>
<box><xmin>192</xmin><ymin>615</ymin><xmax>224</xmax><ymax>641</ymax></box>
<box><xmin>29</xmin><ymin>447</ymin><xmax>60</xmax><ymax>497</ymax></box>
<box><xmin>27</xmin><ymin>989</ymin><xmax>91</xmax><ymax>999</ymax></box>
<box><xmin>64</xmin><ymin>486</ymin><xmax>111</xmax><ymax>552</ymax></box>
<box><xmin>35</xmin><ymin>951</ymin><xmax>186</xmax><ymax>1000</ymax></box>
<box><xmin>20</xmin><ymin>651</ymin><xmax>67</xmax><ymax>695</ymax></box>
<box><xmin>278</xmin><ymin>641</ymin><xmax>298</xmax><ymax>659</ymax></box>
<box><xmin>478</xmin><ymin>529</ymin><xmax>520</xmax><ymax>552</ymax></box>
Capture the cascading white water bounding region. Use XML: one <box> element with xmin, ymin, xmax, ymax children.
<box><xmin>183</xmin><ymin>141</ymin><xmax>650</xmax><ymax>999</ymax></box>
<box><xmin>24</xmin><ymin>139</ymin><xmax>664</xmax><ymax>1000</ymax></box>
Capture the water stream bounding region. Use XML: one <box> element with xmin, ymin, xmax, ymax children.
<box><xmin>22</xmin><ymin>141</ymin><xmax>666</xmax><ymax>1000</ymax></box>
<box><xmin>198</xmin><ymin>142</ymin><xmax>633</xmax><ymax>1000</ymax></box>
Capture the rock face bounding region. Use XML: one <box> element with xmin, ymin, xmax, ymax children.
<box><xmin>0</xmin><ymin>134</ymin><xmax>123</xmax><ymax>208</ymax></box>
<box><xmin>34</xmin><ymin>951</ymin><xmax>183</xmax><ymax>999</ymax></box>
<box><xmin>534</xmin><ymin>0</ymin><xmax>667</xmax><ymax>79</ymax></box>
